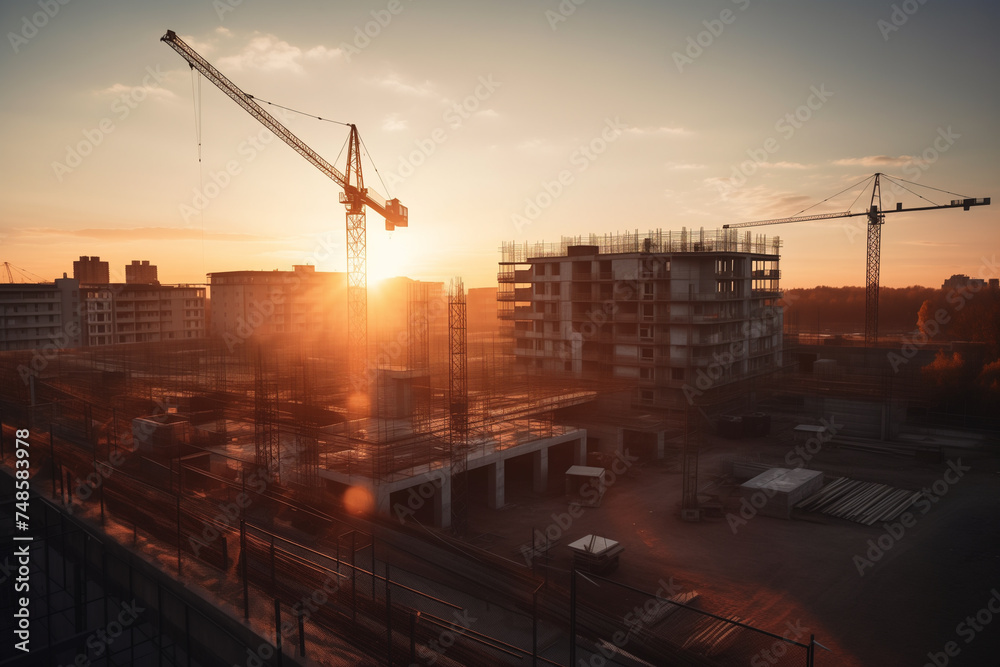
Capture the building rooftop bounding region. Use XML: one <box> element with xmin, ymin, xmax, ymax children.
<box><xmin>501</xmin><ymin>228</ymin><xmax>781</xmax><ymax>262</ymax></box>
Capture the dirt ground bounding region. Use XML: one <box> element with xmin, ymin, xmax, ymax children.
<box><xmin>465</xmin><ymin>414</ymin><xmax>1000</xmax><ymax>666</ymax></box>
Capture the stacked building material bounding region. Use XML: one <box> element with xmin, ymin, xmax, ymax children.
<box><xmin>796</xmin><ymin>477</ymin><xmax>922</xmax><ymax>525</ymax></box>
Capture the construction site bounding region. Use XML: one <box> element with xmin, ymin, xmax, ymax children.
<box><xmin>2</xmin><ymin>26</ymin><xmax>999</xmax><ymax>667</ymax></box>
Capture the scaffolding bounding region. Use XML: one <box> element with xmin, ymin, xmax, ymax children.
<box><xmin>501</xmin><ymin>227</ymin><xmax>782</xmax><ymax>262</ymax></box>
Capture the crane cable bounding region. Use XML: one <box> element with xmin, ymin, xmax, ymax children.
<box><xmin>882</xmin><ymin>174</ymin><xmax>971</xmax><ymax>208</ymax></box>
<box><xmin>191</xmin><ymin>68</ymin><xmax>202</xmax><ymax>163</ymax></box>
<box><xmin>788</xmin><ymin>174</ymin><xmax>875</xmax><ymax>218</ymax></box>
<box><xmin>358</xmin><ymin>133</ymin><xmax>393</xmax><ymax>202</ymax></box>
<box><xmin>248</xmin><ymin>95</ymin><xmax>350</xmax><ymax>127</ymax></box>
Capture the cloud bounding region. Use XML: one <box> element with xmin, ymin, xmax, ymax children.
<box><xmin>666</xmin><ymin>162</ymin><xmax>706</xmax><ymax>171</ymax></box>
<box><xmin>371</xmin><ymin>74</ymin><xmax>436</xmax><ymax>98</ymax></box>
<box><xmin>759</xmin><ymin>161</ymin><xmax>811</xmax><ymax>170</ymax></box>
<box><xmin>381</xmin><ymin>114</ymin><xmax>408</xmax><ymax>131</ymax></box>
<box><xmin>834</xmin><ymin>155</ymin><xmax>916</xmax><ymax>167</ymax></box>
<box><xmin>218</xmin><ymin>33</ymin><xmax>341</xmax><ymax>74</ymax></box>
<box><xmin>21</xmin><ymin>227</ymin><xmax>267</xmax><ymax>242</ymax></box>
<box><xmin>96</xmin><ymin>83</ymin><xmax>175</xmax><ymax>100</ymax></box>
<box><xmin>625</xmin><ymin>125</ymin><xmax>692</xmax><ymax>137</ymax></box>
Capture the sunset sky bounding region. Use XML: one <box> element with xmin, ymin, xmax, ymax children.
<box><xmin>1</xmin><ymin>0</ymin><xmax>997</xmax><ymax>289</ymax></box>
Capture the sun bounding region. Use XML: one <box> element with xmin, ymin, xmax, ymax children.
<box><xmin>366</xmin><ymin>230</ymin><xmax>415</xmax><ymax>284</ymax></box>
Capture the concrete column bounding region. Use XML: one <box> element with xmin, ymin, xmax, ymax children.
<box><xmin>573</xmin><ymin>436</ymin><xmax>587</xmax><ymax>466</ymax></box>
<box><xmin>656</xmin><ymin>430</ymin><xmax>665</xmax><ymax>460</ymax></box>
<box><xmin>532</xmin><ymin>448</ymin><xmax>548</xmax><ymax>493</ymax></box>
<box><xmin>487</xmin><ymin>460</ymin><xmax>505</xmax><ymax>510</ymax></box>
<box><xmin>374</xmin><ymin>483</ymin><xmax>392</xmax><ymax>517</ymax></box>
<box><xmin>433</xmin><ymin>474</ymin><xmax>452</xmax><ymax>529</ymax></box>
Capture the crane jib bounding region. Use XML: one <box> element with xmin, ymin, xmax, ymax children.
<box><xmin>160</xmin><ymin>29</ymin><xmax>407</xmax><ymax>231</ymax></box>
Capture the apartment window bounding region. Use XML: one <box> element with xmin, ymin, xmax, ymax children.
<box><xmin>641</xmin><ymin>304</ymin><xmax>654</xmax><ymax>321</ymax></box>
<box><xmin>640</xmin><ymin>367</ymin><xmax>653</xmax><ymax>380</ymax></box>
<box><xmin>643</xmin><ymin>282</ymin><xmax>654</xmax><ymax>300</ymax></box>
<box><xmin>671</xmin><ymin>367</ymin><xmax>685</xmax><ymax>381</ymax></box>
<box><xmin>640</xmin><ymin>347</ymin><xmax>654</xmax><ymax>361</ymax></box>
<box><xmin>639</xmin><ymin>326</ymin><xmax>652</xmax><ymax>340</ymax></box>
<box><xmin>640</xmin><ymin>389</ymin><xmax>654</xmax><ymax>402</ymax></box>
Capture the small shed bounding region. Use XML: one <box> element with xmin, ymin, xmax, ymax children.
<box><xmin>740</xmin><ymin>468</ymin><xmax>824</xmax><ymax>519</ymax></box>
<box><xmin>792</xmin><ymin>424</ymin><xmax>827</xmax><ymax>444</ymax></box>
<box><xmin>565</xmin><ymin>465</ymin><xmax>607</xmax><ymax>507</ymax></box>
<box><xmin>567</xmin><ymin>534</ymin><xmax>623</xmax><ymax>574</ymax></box>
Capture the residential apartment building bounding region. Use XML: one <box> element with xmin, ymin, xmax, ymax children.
<box><xmin>208</xmin><ymin>266</ymin><xmax>347</xmax><ymax>342</ymax></box>
<box><xmin>499</xmin><ymin>228</ymin><xmax>783</xmax><ymax>411</ymax></box>
<box><xmin>81</xmin><ymin>284</ymin><xmax>206</xmax><ymax>346</ymax></box>
<box><xmin>126</xmin><ymin>260</ymin><xmax>159</xmax><ymax>285</ymax></box>
<box><xmin>0</xmin><ymin>277</ymin><xmax>83</xmax><ymax>351</ymax></box>
<box><xmin>73</xmin><ymin>256</ymin><xmax>110</xmax><ymax>285</ymax></box>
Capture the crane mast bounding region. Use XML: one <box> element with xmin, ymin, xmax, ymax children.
<box><xmin>161</xmin><ymin>29</ymin><xmax>408</xmax><ymax>417</ymax></box>
<box><xmin>723</xmin><ymin>172</ymin><xmax>990</xmax><ymax>346</ymax></box>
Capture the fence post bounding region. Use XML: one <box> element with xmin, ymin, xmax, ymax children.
<box><xmin>351</xmin><ymin>532</ymin><xmax>357</xmax><ymax>625</ymax></box>
<box><xmin>410</xmin><ymin>613</ymin><xmax>416</xmax><ymax>663</ymax></box>
<box><xmin>274</xmin><ymin>597</ymin><xmax>282</xmax><ymax>667</ymax></box>
<box><xmin>241</xmin><ymin>520</ymin><xmax>249</xmax><ymax>620</ymax></box>
<box><xmin>298</xmin><ymin>611</ymin><xmax>306</xmax><ymax>658</ymax></box>
<box><xmin>532</xmin><ymin>588</ymin><xmax>538</xmax><ymax>667</ymax></box>
<box><xmin>807</xmin><ymin>634</ymin><xmax>815</xmax><ymax>667</ymax></box>
<box><xmin>569</xmin><ymin>568</ymin><xmax>577</xmax><ymax>667</ymax></box>
<box><xmin>386</xmin><ymin>563</ymin><xmax>392</xmax><ymax>665</ymax></box>
<box><xmin>176</xmin><ymin>493</ymin><xmax>182</xmax><ymax>575</ymax></box>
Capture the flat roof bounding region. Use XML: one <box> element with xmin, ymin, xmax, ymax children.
<box><xmin>565</xmin><ymin>465</ymin><xmax>605</xmax><ymax>478</ymax></box>
<box><xmin>741</xmin><ymin>468</ymin><xmax>823</xmax><ymax>493</ymax></box>
<box><xmin>567</xmin><ymin>535</ymin><xmax>619</xmax><ymax>555</ymax></box>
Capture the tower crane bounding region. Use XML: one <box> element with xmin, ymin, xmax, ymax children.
<box><xmin>722</xmin><ymin>172</ymin><xmax>989</xmax><ymax>346</ymax></box>
<box><xmin>161</xmin><ymin>30</ymin><xmax>407</xmax><ymax>412</ymax></box>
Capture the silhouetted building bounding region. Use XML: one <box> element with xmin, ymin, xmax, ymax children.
<box><xmin>81</xmin><ymin>284</ymin><xmax>205</xmax><ymax>345</ymax></box>
<box><xmin>126</xmin><ymin>260</ymin><xmax>159</xmax><ymax>285</ymax></box>
<box><xmin>0</xmin><ymin>277</ymin><xmax>82</xmax><ymax>352</ymax></box>
<box><xmin>73</xmin><ymin>256</ymin><xmax>110</xmax><ymax>285</ymax></box>
<box><xmin>499</xmin><ymin>229</ymin><xmax>783</xmax><ymax>411</ymax></box>
<box><xmin>942</xmin><ymin>274</ymin><xmax>986</xmax><ymax>290</ymax></box>
<box><xmin>208</xmin><ymin>266</ymin><xmax>347</xmax><ymax>342</ymax></box>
